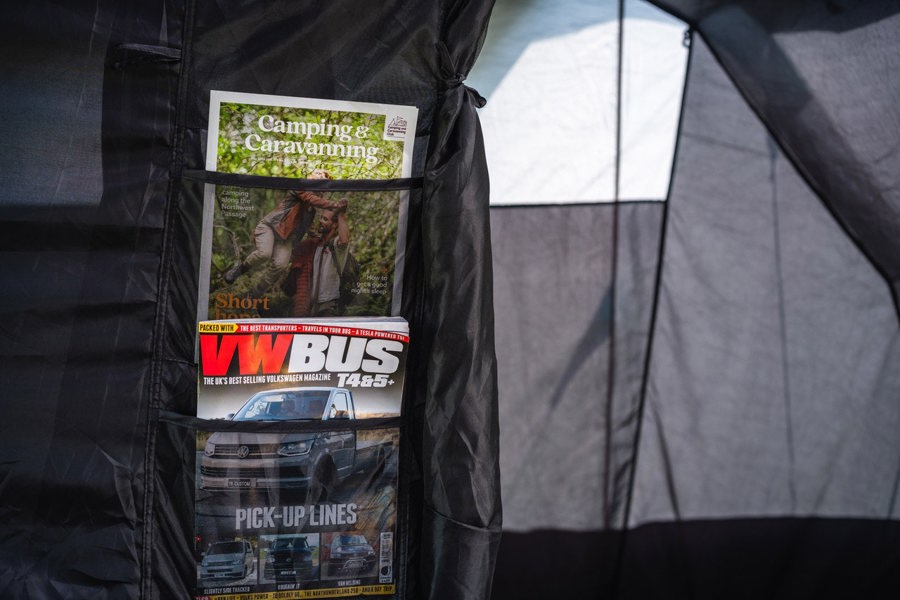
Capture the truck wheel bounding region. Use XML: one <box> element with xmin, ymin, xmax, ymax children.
<box><xmin>309</xmin><ymin>460</ymin><xmax>335</xmax><ymax>503</ymax></box>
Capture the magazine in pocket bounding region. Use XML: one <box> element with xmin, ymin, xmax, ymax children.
<box><xmin>197</xmin><ymin>91</ymin><xmax>419</xmax><ymax>324</ymax></box>
<box><xmin>193</xmin><ymin>317</ymin><xmax>408</xmax><ymax>599</ymax></box>
<box><xmin>194</xmin><ymin>178</ymin><xmax>420</xmax><ymax>322</ymax></box>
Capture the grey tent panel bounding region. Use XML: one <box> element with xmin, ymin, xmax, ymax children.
<box><xmin>491</xmin><ymin>201</ymin><xmax>664</xmax><ymax>531</ymax></box>
<box><xmin>632</xmin><ymin>33</ymin><xmax>900</xmax><ymax>526</ymax></box>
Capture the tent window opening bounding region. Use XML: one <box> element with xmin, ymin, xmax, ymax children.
<box><xmin>467</xmin><ymin>0</ymin><xmax>688</xmax><ymax>205</ymax></box>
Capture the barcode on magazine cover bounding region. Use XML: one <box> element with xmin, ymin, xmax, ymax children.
<box><xmin>378</xmin><ymin>532</ymin><xmax>393</xmax><ymax>584</ymax></box>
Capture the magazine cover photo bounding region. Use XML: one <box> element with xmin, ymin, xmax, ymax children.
<box><xmin>197</xmin><ymin>92</ymin><xmax>418</xmax><ymax>323</ymax></box>
<box><xmin>194</xmin><ymin>319</ymin><xmax>407</xmax><ymax>599</ymax></box>
<box><xmin>207</xmin><ymin>185</ymin><xmax>401</xmax><ymax>320</ymax></box>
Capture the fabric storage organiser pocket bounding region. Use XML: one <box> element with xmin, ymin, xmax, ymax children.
<box><xmin>161</xmin><ymin>409</ymin><xmax>402</xmax><ymax>597</ymax></box>
<box><xmin>164</xmin><ymin>168</ymin><xmax>418</xmax><ymax>598</ymax></box>
<box><xmin>181</xmin><ymin>169</ymin><xmax>422</xmax><ymax>324</ymax></box>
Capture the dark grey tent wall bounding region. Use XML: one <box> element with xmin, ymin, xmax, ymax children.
<box><xmin>653</xmin><ymin>0</ymin><xmax>900</xmax><ymax>315</ymax></box>
<box><xmin>0</xmin><ymin>1</ymin><xmax>501</xmax><ymax>599</ymax></box>
<box><xmin>489</xmin><ymin>1</ymin><xmax>900</xmax><ymax>599</ymax></box>
<box><xmin>632</xmin><ymin>32</ymin><xmax>900</xmax><ymax>527</ymax></box>
<box><xmin>489</xmin><ymin>201</ymin><xmax>664</xmax><ymax>596</ymax></box>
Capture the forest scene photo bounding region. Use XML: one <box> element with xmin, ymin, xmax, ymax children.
<box><xmin>207</xmin><ymin>185</ymin><xmax>402</xmax><ymax>320</ymax></box>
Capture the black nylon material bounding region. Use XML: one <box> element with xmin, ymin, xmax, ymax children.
<box><xmin>0</xmin><ymin>1</ymin><xmax>501</xmax><ymax>598</ymax></box>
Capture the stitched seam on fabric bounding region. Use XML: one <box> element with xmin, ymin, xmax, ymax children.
<box><xmin>612</xmin><ymin>24</ymin><xmax>694</xmax><ymax>599</ymax></box>
<box><xmin>141</xmin><ymin>0</ymin><xmax>197</xmax><ymax>597</ymax></box>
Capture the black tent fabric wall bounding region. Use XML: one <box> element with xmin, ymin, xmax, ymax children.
<box><xmin>489</xmin><ymin>1</ymin><xmax>900</xmax><ymax>599</ymax></box>
<box><xmin>0</xmin><ymin>1</ymin><xmax>501</xmax><ymax>599</ymax></box>
<box><xmin>4</xmin><ymin>0</ymin><xmax>900</xmax><ymax>598</ymax></box>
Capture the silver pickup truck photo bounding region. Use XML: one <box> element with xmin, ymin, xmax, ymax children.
<box><xmin>199</xmin><ymin>387</ymin><xmax>391</xmax><ymax>499</ymax></box>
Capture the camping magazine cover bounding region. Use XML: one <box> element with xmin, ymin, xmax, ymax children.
<box><xmin>197</xmin><ymin>91</ymin><xmax>418</xmax><ymax>322</ymax></box>
<box><xmin>194</xmin><ymin>318</ymin><xmax>408</xmax><ymax>599</ymax></box>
